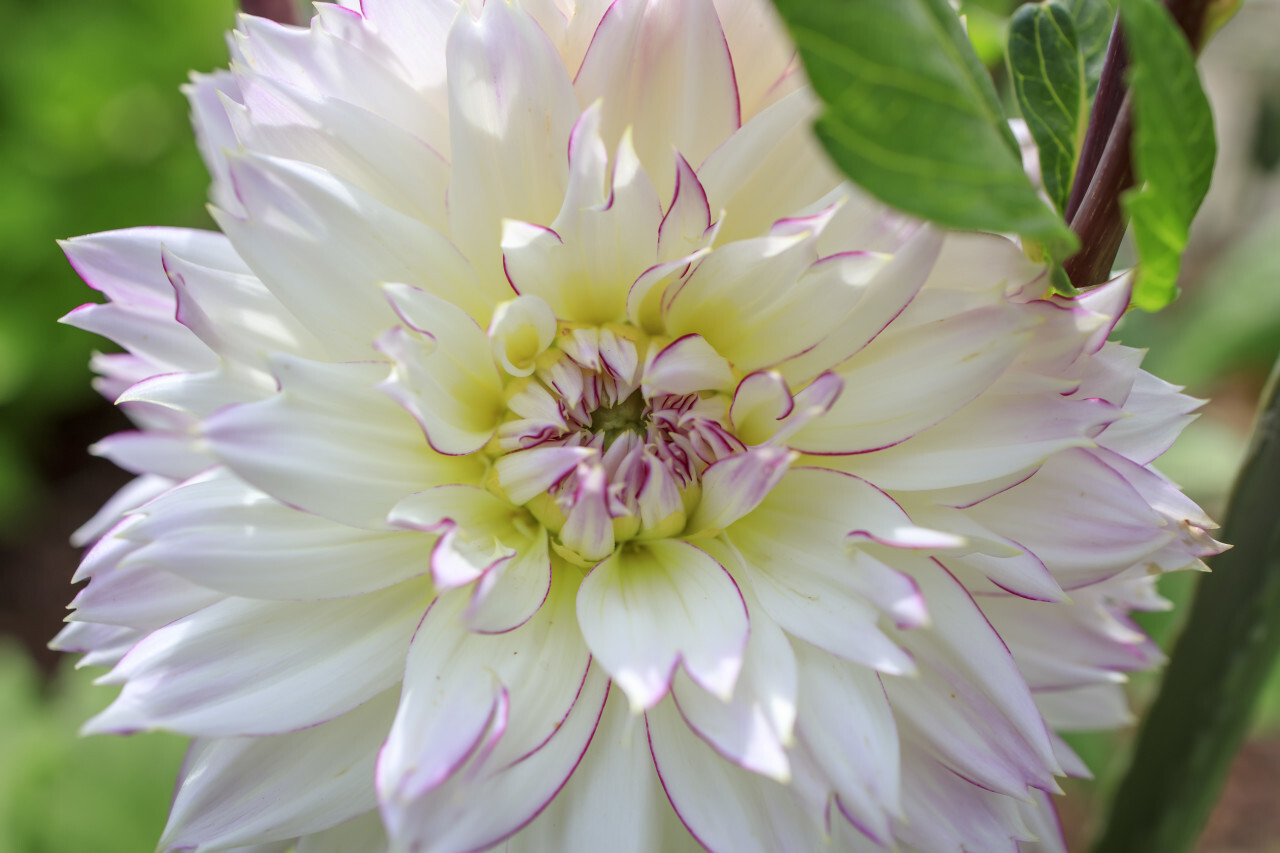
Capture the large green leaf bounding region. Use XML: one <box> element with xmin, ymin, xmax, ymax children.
<box><xmin>1092</xmin><ymin>359</ymin><xmax>1280</xmax><ymax>853</ymax></box>
<box><xmin>1007</xmin><ymin>1</ymin><xmax>1086</xmax><ymax>215</ymax></box>
<box><xmin>1119</xmin><ymin>0</ymin><xmax>1216</xmax><ymax>312</ymax></box>
<box><xmin>1060</xmin><ymin>0</ymin><xmax>1116</xmax><ymax>96</ymax></box>
<box><xmin>771</xmin><ymin>0</ymin><xmax>1077</xmax><ymax>258</ymax></box>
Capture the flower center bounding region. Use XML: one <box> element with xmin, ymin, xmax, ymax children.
<box><xmin>492</xmin><ymin>326</ymin><xmax>742</xmax><ymax>564</ymax></box>
<box><xmin>589</xmin><ymin>390</ymin><xmax>648</xmax><ymax>449</ymax></box>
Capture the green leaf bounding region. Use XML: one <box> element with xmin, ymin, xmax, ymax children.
<box><xmin>1119</xmin><ymin>0</ymin><xmax>1216</xmax><ymax>312</ymax></box>
<box><xmin>1092</xmin><ymin>358</ymin><xmax>1280</xmax><ymax>853</ymax></box>
<box><xmin>771</xmin><ymin>0</ymin><xmax>1077</xmax><ymax>259</ymax></box>
<box><xmin>1060</xmin><ymin>0</ymin><xmax>1116</xmax><ymax>97</ymax></box>
<box><xmin>1007</xmin><ymin>1</ymin><xmax>1086</xmax><ymax>215</ymax></box>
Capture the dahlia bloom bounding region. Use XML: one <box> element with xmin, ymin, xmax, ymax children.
<box><xmin>55</xmin><ymin>1</ymin><xmax>1221</xmax><ymax>850</ymax></box>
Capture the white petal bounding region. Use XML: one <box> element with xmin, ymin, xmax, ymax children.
<box><xmin>884</xmin><ymin>559</ymin><xmax>1061</xmax><ymax>798</ymax></box>
<box><xmin>69</xmin><ymin>559</ymin><xmax>223</xmax><ymax>631</ymax></box>
<box><xmin>446</xmin><ymin>0</ymin><xmax>579</xmax><ymax>279</ymax></box>
<box><xmin>847</xmin><ymin>393</ymin><xmax>1116</xmax><ymax>492</ymax></box>
<box><xmin>90</xmin><ymin>430</ymin><xmax>209</xmax><ymax>481</ymax></box>
<box><xmin>488</xmin><ymin>295</ymin><xmax>558</xmax><ymax>377</ymax></box>
<box><xmin>230</xmin><ymin>73</ymin><xmax>451</xmax><ymax>231</ymax></box>
<box><xmin>184</xmin><ymin>70</ymin><xmax>243</xmax><ymax>215</ymax></box>
<box><xmin>380</xmin><ymin>660</ymin><xmax>609</xmax><ymax>853</ymax></box>
<box><xmin>791</xmin><ymin>305</ymin><xmax>1035</xmax><ymax>454</ymax></box>
<box><xmin>577</xmin><ymin>539</ymin><xmax>748</xmax><ymax>710</ymax></box>
<box><xmin>776</xmin><ymin>225</ymin><xmax>940</xmax><ymax>386</ymax></box>
<box><xmin>662</xmin><ymin>230</ymin><xmax>824</xmax><ymax>371</ymax></box>
<box><xmin>378</xmin><ymin>284</ymin><xmax>505</xmax><ymax>455</ymax></box>
<box><xmin>698</xmin><ymin>88</ymin><xmax>840</xmax><ymax>244</ymax></box>
<box><xmin>641</xmin><ymin>334</ymin><xmax>735</xmax><ymax>396</ymax></box>
<box><xmin>161</xmin><ymin>691</ymin><xmax>396</xmax><ymax>850</ymax></box>
<box><xmin>658</xmin><ymin>153</ymin><xmax>715</xmax><ymax>261</ymax></box>
<box><xmin>123</xmin><ymin>469</ymin><xmax>431</xmax><ymax>600</ymax></box>
<box><xmin>646</xmin><ymin>698</ymin><xmax>828</xmax><ymax>853</ymax></box>
<box><xmin>792</xmin><ymin>642</ymin><xmax>901</xmax><ymax>845</ymax></box>
<box><xmin>967</xmin><ymin>448</ymin><xmax>1173</xmax><ymax>589</ymax></box>
<box><xmin>507</xmin><ymin>687</ymin><xmax>700</xmax><ymax>853</ymax></box>
<box><xmin>162</xmin><ymin>243</ymin><xmax>326</xmax><ymax>368</ymax></box>
<box><xmin>203</xmin><ymin>356</ymin><xmax>483</xmax><ymax>529</ymax></box>
<box><xmin>894</xmin><ymin>739</ymin><xmax>1037</xmax><ymax>853</ymax></box>
<box><xmin>686</xmin><ymin>446</ymin><xmax>797</xmax><ymax>535</ymax></box>
<box><xmin>213</xmin><ymin>153</ymin><xmax>488</xmax><ymax>359</ymax></box>
<box><xmin>575</xmin><ymin>0</ymin><xmax>739</xmax><ymax>200</ymax></box>
<box><xmin>390</xmin><ymin>484</ymin><xmax>551</xmax><ymax>631</ymax></box>
<box><xmin>85</xmin><ymin>578</ymin><xmax>431</xmax><ymax>737</ymax></box>
<box><xmin>670</xmin><ymin>576</ymin><xmax>796</xmax><ymax>782</ymax></box>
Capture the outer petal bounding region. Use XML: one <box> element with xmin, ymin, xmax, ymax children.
<box><xmin>884</xmin><ymin>559</ymin><xmax>1061</xmax><ymax>798</ymax></box>
<box><xmin>212</xmin><ymin>152</ymin><xmax>489</xmax><ymax>358</ymax></box>
<box><xmin>670</xmin><ymin>576</ymin><xmax>797</xmax><ymax>782</ymax></box>
<box><xmin>791</xmin><ymin>306</ymin><xmax>1035</xmax><ymax>454</ymax></box>
<box><xmin>646</xmin><ymin>698</ymin><xmax>828</xmax><ymax>853</ymax></box>
<box><xmin>792</xmin><ymin>642</ymin><xmax>902</xmax><ymax>844</ymax></box>
<box><xmin>121</xmin><ymin>469</ymin><xmax>431</xmax><ymax>601</ymax></box>
<box><xmin>574</xmin><ymin>0</ymin><xmax>739</xmax><ymax>200</ymax></box>
<box><xmin>160</xmin><ymin>691</ymin><xmax>396</xmax><ymax>850</ymax></box>
<box><xmin>84</xmin><ymin>577</ymin><xmax>431</xmax><ymax>737</ymax></box>
<box><xmin>379</xmin><ymin>652</ymin><xmax>609</xmax><ymax>853</ymax></box>
<box><xmin>697</xmin><ymin>89</ymin><xmax>840</xmax><ymax>244</ymax></box>
<box><xmin>203</xmin><ymin>356</ymin><xmax>483</xmax><ymax>530</ymax></box>
<box><xmin>577</xmin><ymin>539</ymin><xmax>749</xmax><ymax>710</ymax></box>
<box><xmin>966</xmin><ymin>448</ymin><xmax>1174</xmax><ymax>589</ymax></box>
<box><xmin>446</xmin><ymin>0</ymin><xmax>579</xmax><ymax>279</ymax></box>
<box><xmin>508</xmin><ymin>687</ymin><xmax>702</xmax><ymax>853</ymax></box>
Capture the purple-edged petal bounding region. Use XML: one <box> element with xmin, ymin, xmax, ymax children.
<box><xmin>85</xmin><ymin>577</ymin><xmax>432</xmax><ymax>738</ymax></box>
<box><xmin>574</xmin><ymin>0</ymin><xmax>739</xmax><ymax>200</ymax></box>
<box><xmin>391</xmin><ymin>484</ymin><xmax>551</xmax><ymax>631</ymax></box>
<box><xmin>686</xmin><ymin>446</ymin><xmax>797</xmax><ymax>534</ymax></box>
<box><xmin>670</xmin><ymin>575</ymin><xmax>797</xmax><ymax>782</ymax></box>
<box><xmin>122</xmin><ymin>469</ymin><xmax>432</xmax><ymax>601</ymax></box>
<box><xmin>161</xmin><ymin>691</ymin><xmax>396</xmax><ymax>850</ymax></box>
<box><xmin>379</xmin><ymin>590</ymin><xmax>606</xmax><ymax>853</ymax></box>
<box><xmin>646</xmin><ymin>698</ymin><xmax>828</xmax><ymax>853</ymax></box>
<box><xmin>883</xmin><ymin>558</ymin><xmax>1062</xmax><ymax>798</ymax></box>
<box><xmin>967</xmin><ymin>448</ymin><xmax>1174</xmax><ymax>589</ymax></box>
<box><xmin>642</xmin><ymin>334</ymin><xmax>735</xmax><ymax>397</ymax></box>
<box><xmin>204</xmin><ymin>356</ymin><xmax>483</xmax><ymax>530</ymax></box>
<box><xmin>577</xmin><ymin>539</ymin><xmax>748</xmax><ymax>710</ymax></box>
<box><xmin>446</xmin><ymin>0</ymin><xmax>579</xmax><ymax>279</ymax></box>
<box><xmin>378</xmin><ymin>284</ymin><xmax>505</xmax><ymax>456</ymax></box>
<box><xmin>509</xmin><ymin>686</ymin><xmax>701</xmax><ymax>853</ymax></box>
<box><xmin>791</xmin><ymin>304</ymin><xmax>1035</xmax><ymax>454</ymax></box>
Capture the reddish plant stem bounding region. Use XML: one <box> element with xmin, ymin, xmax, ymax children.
<box><xmin>1062</xmin><ymin>0</ymin><xmax>1213</xmax><ymax>289</ymax></box>
<box><xmin>240</xmin><ymin>0</ymin><xmax>303</xmax><ymax>25</ymax></box>
<box><xmin>1065</xmin><ymin>19</ymin><xmax>1128</xmax><ymax>224</ymax></box>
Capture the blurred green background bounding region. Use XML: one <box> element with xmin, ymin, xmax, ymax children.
<box><xmin>0</xmin><ymin>0</ymin><xmax>1277</xmax><ymax>851</ymax></box>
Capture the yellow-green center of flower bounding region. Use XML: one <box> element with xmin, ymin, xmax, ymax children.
<box><xmin>490</xmin><ymin>323</ymin><xmax>742</xmax><ymax>564</ymax></box>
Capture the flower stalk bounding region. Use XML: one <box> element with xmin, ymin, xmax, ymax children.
<box><xmin>238</xmin><ymin>0</ymin><xmax>301</xmax><ymax>26</ymax></box>
<box><xmin>1063</xmin><ymin>0</ymin><xmax>1212</xmax><ymax>288</ymax></box>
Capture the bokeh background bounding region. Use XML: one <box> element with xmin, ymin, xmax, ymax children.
<box><xmin>0</xmin><ymin>0</ymin><xmax>1277</xmax><ymax>850</ymax></box>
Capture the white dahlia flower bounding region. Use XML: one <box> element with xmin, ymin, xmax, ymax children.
<box><xmin>55</xmin><ymin>1</ymin><xmax>1222</xmax><ymax>850</ymax></box>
